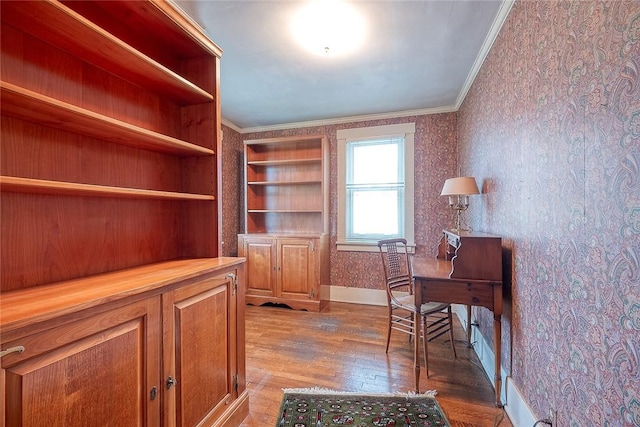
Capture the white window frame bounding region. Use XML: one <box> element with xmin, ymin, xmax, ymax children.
<box><xmin>337</xmin><ymin>123</ymin><xmax>415</xmax><ymax>252</ymax></box>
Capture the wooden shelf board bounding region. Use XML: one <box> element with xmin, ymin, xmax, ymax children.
<box><xmin>0</xmin><ymin>176</ymin><xmax>215</xmax><ymax>201</ymax></box>
<box><xmin>67</xmin><ymin>1</ymin><xmax>223</xmax><ymax>59</ymax></box>
<box><xmin>247</xmin><ymin>158</ymin><xmax>322</xmax><ymax>166</ymax></box>
<box><xmin>1</xmin><ymin>1</ymin><xmax>213</xmax><ymax>105</ymax></box>
<box><xmin>0</xmin><ymin>258</ymin><xmax>244</xmax><ymax>332</ymax></box>
<box><xmin>1</xmin><ymin>82</ymin><xmax>214</xmax><ymax>157</ymax></box>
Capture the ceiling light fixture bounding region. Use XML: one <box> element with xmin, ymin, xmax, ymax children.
<box><xmin>291</xmin><ymin>0</ymin><xmax>366</xmax><ymax>57</ymax></box>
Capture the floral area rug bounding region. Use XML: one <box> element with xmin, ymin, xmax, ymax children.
<box><xmin>276</xmin><ymin>389</ymin><xmax>450</xmax><ymax>427</ymax></box>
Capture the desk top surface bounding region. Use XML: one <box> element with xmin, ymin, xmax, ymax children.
<box><xmin>411</xmin><ymin>257</ymin><xmax>452</xmax><ymax>280</ymax></box>
<box><xmin>442</xmin><ymin>229</ymin><xmax>501</xmax><ymax>239</ymax></box>
<box><xmin>412</xmin><ymin>257</ymin><xmax>501</xmax><ymax>284</ymax></box>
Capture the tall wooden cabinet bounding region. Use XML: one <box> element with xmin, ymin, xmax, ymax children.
<box><xmin>0</xmin><ymin>1</ymin><xmax>247</xmax><ymax>426</ymax></box>
<box><xmin>238</xmin><ymin>135</ymin><xmax>329</xmax><ymax>311</ymax></box>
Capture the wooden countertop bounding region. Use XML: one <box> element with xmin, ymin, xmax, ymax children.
<box><xmin>0</xmin><ymin>257</ymin><xmax>245</xmax><ymax>333</ymax></box>
<box><xmin>412</xmin><ymin>257</ymin><xmax>501</xmax><ymax>284</ymax></box>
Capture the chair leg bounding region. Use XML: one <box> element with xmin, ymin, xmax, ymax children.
<box><xmin>409</xmin><ymin>312</ymin><xmax>415</xmax><ymax>343</ymax></box>
<box><xmin>385</xmin><ymin>305</ymin><xmax>392</xmax><ymax>353</ymax></box>
<box><xmin>422</xmin><ymin>316</ymin><xmax>430</xmax><ymax>378</ymax></box>
<box><xmin>447</xmin><ymin>306</ymin><xmax>457</xmax><ymax>359</ymax></box>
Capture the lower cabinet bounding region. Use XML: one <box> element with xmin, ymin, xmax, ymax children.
<box><xmin>238</xmin><ymin>234</ymin><xmax>328</xmax><ymax>311</ymax></box>
<box><xmin>1</xmin><ymin>259</ymin><xmax>248</xmax><ymax>427</ymax></box>
<box><xmin>164</xmin><ymin>273</ymin><xmax>245</xmax><ymax>427</ymax></box>
<box><xmin>3</xmin><ymin>297</ymin><xmax>163</xmax><ymax>427</ymax></box>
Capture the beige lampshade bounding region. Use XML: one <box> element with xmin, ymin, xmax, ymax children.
<box><xmin>440</xmin><ymin>176</ymin><xmax>480</xmax><ymax>196</ymax></box>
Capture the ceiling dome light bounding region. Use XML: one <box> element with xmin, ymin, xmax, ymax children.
<box><xmin>291</xmin><ymin>0</ymin><xmax>366</xmax><ymax>57</ymax></box>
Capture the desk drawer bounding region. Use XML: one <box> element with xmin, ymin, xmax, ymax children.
<box><xmin>420</xmin><ymin>281</ymin><xmax>494</xmax><ymax>311</ymax></box>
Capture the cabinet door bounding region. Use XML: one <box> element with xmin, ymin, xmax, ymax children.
<box><xmin>163</xmin><ymin>273</ymin><xmax>238</xmax><ymax>427</ymax></box>
<box><xmin>277</xmin><ymin>238</ymin><xmax>318</xmax><ymax>301</ymax></box>
<box><xmin>239</xmin><ymin>236</ymin><xmax>277</xmax><ymax>297</ymax></box>
<box><xmin>1</xmin><ymin>298</ymin><xmax>161</xmax><ymax>427</ymax></box>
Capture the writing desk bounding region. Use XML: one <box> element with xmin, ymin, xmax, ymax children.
<box><xmin>412</xmin><ymin>230</ymin><xmax>503</xmax><ymax>407</ymax></box>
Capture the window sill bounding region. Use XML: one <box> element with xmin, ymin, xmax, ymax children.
<box><xmin>336</xmin><ymin>241</ymin><xmax>416</xmax><ymax>253</ymax></box>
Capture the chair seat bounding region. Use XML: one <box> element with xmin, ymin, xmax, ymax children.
<box><xmin>393</xmin><ymin>294</ymin><xmax>449</xmax><ymax>316</ymax></box>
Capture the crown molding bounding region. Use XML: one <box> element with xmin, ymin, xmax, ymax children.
<box><xmin>221</xmin><ymin>118</ymin><xmax>243</xmax><ymax>133</ymax></box>
<box><xmin>229</xmin><ymin>104</ymin><xmax>457</xmax><ymax>134</ymax></box>
<box><xmin>455</xmin><ymin>0</ymin><xmax>515</xmax><ymax>109</ymax></box>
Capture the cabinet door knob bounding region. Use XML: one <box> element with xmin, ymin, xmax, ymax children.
<box><xmin>226</xmin><ymin>272</ymin><xmax>238</xmax><ymax>295</ymax></box>
<box><xmin>166</xmin><ymin>376</ymin><xmax>177</xmax><ymax>390</ymax></box>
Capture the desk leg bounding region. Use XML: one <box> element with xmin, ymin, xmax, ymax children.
<box><xmin>414</xmin><ymin>311</ymin><xmax>421</xmax><ymax>392</ymax></box>
<box><xmin>494</xmin><ymin>313</ymin><xmax>503</xmax><ymax>407</ymax></box>
<box><xmin>466</xmin><ymin>305</ymin><xmax>472</xmax><ymax>345</ymax></box>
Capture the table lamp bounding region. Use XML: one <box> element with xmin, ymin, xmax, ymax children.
<box><xmin>440</xmin><ymin>176</ymin><xmax>480</xmax><ymax>232</ymax></box>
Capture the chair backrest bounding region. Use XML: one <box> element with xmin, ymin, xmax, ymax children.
<box><xmin>377</xmin><ymin>238</ymin><xmax>413</xmax><ymax>294</ymax></box>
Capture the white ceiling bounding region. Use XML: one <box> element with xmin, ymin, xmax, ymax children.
<box><xmin>175</xmin><ymin>0</ymin><xmax>513</xmax><ymax>132</ymax></box>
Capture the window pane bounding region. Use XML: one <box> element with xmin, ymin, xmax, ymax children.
<box><xmin>345</xmin><ymin>137</ymin><xmax>406</xmax><ymax>241</ymax></box>
<box><xmin>350</xmin><ymin>141</ymin><xmax>400</xmax><ymax>185</ymax></box>
<box><xmin>348</xmin><ymin>189</ymin><xmax>404</xmax><ymax>238</ymax></box>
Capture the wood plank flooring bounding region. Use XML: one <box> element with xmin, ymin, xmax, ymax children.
<box><xmin>240</xmin><ymin>302</ymin><xmax>513</xmax><ymax>427</ymax></box>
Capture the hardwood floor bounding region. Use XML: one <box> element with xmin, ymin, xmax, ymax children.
<box><xmin>240</xmin><ymin>302</ymin><xmax>513</xmax><ymax>427</ymax></box>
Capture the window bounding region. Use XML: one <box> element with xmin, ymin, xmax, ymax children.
<box><xmin>337</xmin><ymin>123</ymin><xmax>415</xmax><ymax>252</ymax></box>
<box><xmin>346</xmin><ymin>137</ymin><xmax>404</xmax><ymax>239</ymax></box>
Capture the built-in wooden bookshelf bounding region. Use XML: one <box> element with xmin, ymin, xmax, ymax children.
<box><xmin>1</xmin><ymin>0</ymin><xmax>223</xmax><ymax>291</ymax></box>
<box><xmin>243</xmin><ymin>135</ymin><xmax>329</xmax><ymax>234</ymax></box>
<box><xmin>1</xmin><ymin>2</ymin><xmax>248</xmax><ymax>425</ymax></box>
<box><xmin>239</xmin><ymin>135</ymin><xmax>329</xmax><ymax>311</ymax></box>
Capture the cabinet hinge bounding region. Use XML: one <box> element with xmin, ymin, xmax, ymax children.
<box><xmin>233</xmin><ymin>374</ymin><xmax>238</xmax><ymax>395</ymax></box>
<box><xmin>309</xmin><ymin>288</ymin><xmax>315</xmax><ymax>299</ymax></box>
<box><xmin>226</xmin><ymin>272</ymin><xmax>237</xmax><ymax>295</ymax></box>
<box><xmin>310</xmin><ymin>241</ymin><xmax>315</xmax><ymax>252</ymax></box>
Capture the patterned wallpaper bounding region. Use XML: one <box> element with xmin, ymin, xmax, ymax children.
<box><xmin>220</xmin><ymin>126</ymin><xmax>244</xmax><ymax>257</ymax></box>
<box><xmin>458</xmin><ymin>1</ymin><xmax>640</xmax><ymax>425</ymax></box>
<box><xmin>221</xmin><ymin>1</ymin><xmax>639</xmax><ymax>424</ymax></box>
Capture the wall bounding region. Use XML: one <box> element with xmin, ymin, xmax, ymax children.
<box><xmin>458</xmin><ymin>1</ymin><xmax>640</xmax><ymax>425</ymax></box>
<box><xmin>220</xmin><ymin>125</ymin><xmax>244</xmax><ymax>257</ymax></box>
<box><xmin>221</xmin><ymin>115</ymin><xmax>458</xmax><ymax>286</ymax></box>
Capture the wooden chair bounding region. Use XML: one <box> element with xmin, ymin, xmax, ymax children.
<box><xmin>377</xmin><ymin>238</ymin><xmax>457</xmax><ymax>377</ymax></box>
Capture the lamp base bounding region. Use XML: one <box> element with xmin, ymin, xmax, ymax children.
<box><xmin>451</xmin><ymin>207</ymin><xmax>472</xmax><ymax>233</ymax></box>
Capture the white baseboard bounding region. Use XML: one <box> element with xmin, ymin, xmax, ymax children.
<box><xmin>328</xmin><ymin>285</ymin><xmax>388</xmax><ymax>306</ymax></box>
<box><xmin>451</xmin><ymin>304</ymin><xmax>536</xmax><ymax>427</ymax></box>
<box><xmin>328</xmin><ymin>288</ymin><xmax>536</xmax><ymax>427</ymax></box>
